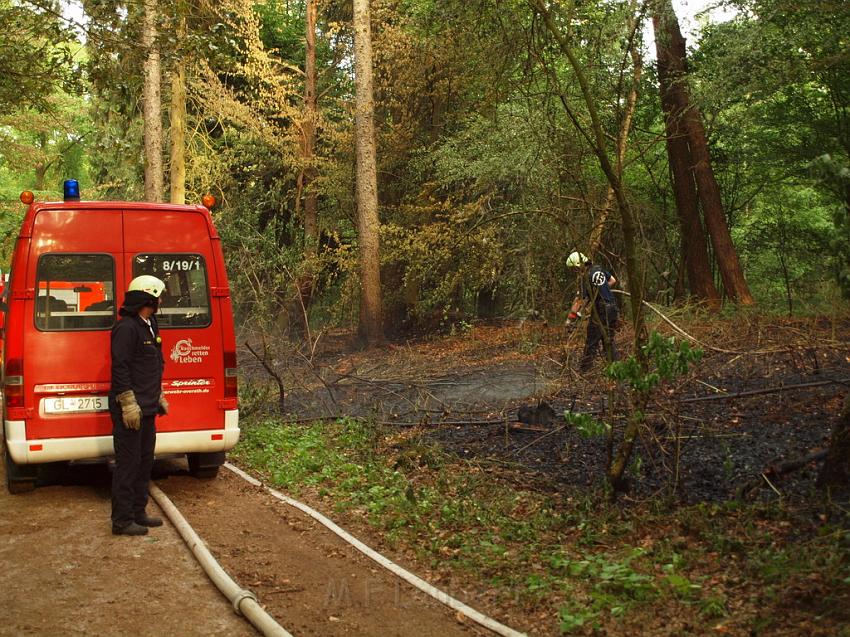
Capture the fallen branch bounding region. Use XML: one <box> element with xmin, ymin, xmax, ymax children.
<box><xmin>680</xmin><ymin>378</ymin><xmax>849</xmax><ymax>404</ymax></box>
<box><xmin>244</xmin><ymin>341</ymin><xmax>286</xmax><ymax>414</ymax></box>
<box><xmin>737</xmin><ymin>448</ymin><xmax>829</xmax><ymax>499</ymax></box>
<box><xmin>276</xmin><ymin>415</ymin><xmax>511</xmax><ymax>428</ymax></box>
<box><xmin>512</xmin><ymin>425</ymin><xmax>570</xmax><ymax>455</ymax></box>
<box><xmin>379</xmin><ymin>418</ymin><xmax>507</xmax><ymax>428</ymax></box>
<box><xmin>613</xmin><ymin>290</ymin><xmax>848</xmax><ymax>355</ymax></box>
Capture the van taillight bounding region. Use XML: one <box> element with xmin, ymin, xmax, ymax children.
<box><xmin>224</xmin><ymin>351</ymin><xmax>238</xmax><ymax>399</ymax></box>
<box><xmin>4</xmin><ymin>358</ymin><xmax>24</xmax><ymax>408</ymax></box>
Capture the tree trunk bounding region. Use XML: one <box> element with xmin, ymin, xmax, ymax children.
<box><xmin>289</xmin><ymin>0</ymin><xmax>320</xmax><ymax>336</ymax></box>
<box><xmin>169</xmin><ymin>59</ymin><xmax>186</xmax><ymax>204</ymax></box>
<box><xmin>684</xmin><ymin>108</ymin><xmax>754</xmax><ymax>304</ymax></box>
<box><xmin>652</xmin><ymin>10</ymin><xmax>720</xmax><ymax>307</ymax></box>
<box><xmin>655</xmin><ymin>0</ymin><xmax>753</xmax><ymax>304</ymax></box>
<box><xmin>169</xmin><ymin>5</ymin><xmax>186</xmax><ymax>205</ymax></box>
<box><xmin>353</xmin><ymin>0</ymin><xmax>384</xmax><ymax>347</ymax></box>
<box><xmin>300</xmin><ymin>0</ymin><xmax>319</xmax><ymax>250</ymax></box>
<box><xmin>142</xmin><ymin>0</ymin><xmax>163</xmax><ymax>202</ymax></box>
<box><xmin>588</xmin><ymin>12</ymin><xmax>642</xmax><ymax>256</ymax></box>
<box><xmin>819</xmin><ymin>394</ymin><xmax>850</xmax><ymax>487</ymax></box>
<box><xmin>34</xmin><ymin>133</ymin><xmax>47</xmax><ymax>191</ymax></box>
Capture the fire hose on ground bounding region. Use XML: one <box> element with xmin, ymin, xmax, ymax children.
<box><xmin>225</xmin><ymin>462</ymin><xmax>528</xmax><ymax>637</ymax></box>
<box><xmin>151</xmin><ymin>468</ymin><xmax>527</xmax><ymax>637</ymax></box>
<box><xmin>148</xmin><ymin>483</ymin><xmax>293</xmax><ymax>637</ymax></box>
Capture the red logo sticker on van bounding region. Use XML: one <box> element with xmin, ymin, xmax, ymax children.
<box><xmin>169</xmin><ymin>338</ymin><xmax>211</xmax><ymax>364</ymax></box>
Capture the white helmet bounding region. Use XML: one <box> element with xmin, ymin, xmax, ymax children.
<box><xmin>566</xmin><ymin>251</ymin><xmax>588</xmax><ymax>268</ymax></box>
<box><xmin>128</xmin><ymin>275</ymin><xmax>165</xmax><ymax>298</ymax></box>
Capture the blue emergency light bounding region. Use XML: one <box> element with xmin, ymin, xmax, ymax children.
<box><xmin>63</xmin><ymin>179</ymin><xmax>81</xmax><ymax>201</ymax></box>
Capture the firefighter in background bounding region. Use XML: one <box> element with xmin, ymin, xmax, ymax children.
<box><xmin>566</xmin><ymin>252</ymin><xmax>620</xmax><ymax>371</ymax></box>
<box><xmin>110</xmin><ymin>275</ymin><xmax>169</xmax><ymax>536</ymax></box>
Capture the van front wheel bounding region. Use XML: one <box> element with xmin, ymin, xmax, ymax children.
<box><xmin>5</xmin><ymin>448</ymin><xmax>37</xmax><ymax>494</ymax></box>
<box><xmin>187</xmin><ymin>451</ymin><xmax>224</xmax><ymax>479</ymax></box>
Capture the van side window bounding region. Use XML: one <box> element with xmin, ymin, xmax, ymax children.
<box><xmin>133</xmin><ymin>254</ymin><xmax>211</xmax><ymax>328</ymax></box>
<box><xmin>35</xmin><ymin>254</ymin><xmax>115</xmax><ymax>331</ymax></box>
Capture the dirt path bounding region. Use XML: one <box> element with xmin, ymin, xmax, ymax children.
<box><xmin>0</xmin><ymin>461</ymin><xmax>254</xmax><ymax>637</ymax></box>
<box><xmin>0</xmin><ymin>459</ymin><xmax>482</xmax><ymax>637</ymax></box>
<box><xmin>157</xmin><ymin>463</ymin><xmax>481</xmax><ymax>637</ymax></box>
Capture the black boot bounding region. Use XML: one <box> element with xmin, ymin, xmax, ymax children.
<box><xmin>135</xmin><ymin>514</ymin><xmax>163</xmax><ymax>527</ymax></box>
<box><xmin>112</xmin><ymin>521</ymin><xmax>149</xmax><ymax>536</ymax></box>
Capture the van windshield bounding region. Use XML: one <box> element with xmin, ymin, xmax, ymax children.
<box><xmin>133</xmin><ymin>254</ymin><xmax>211</xmax><ymax>328</ymax></box>
<box><xmin>35</xmin><ymin>254</ymin><xmax>115</xmax><ymax>331</ymax></box>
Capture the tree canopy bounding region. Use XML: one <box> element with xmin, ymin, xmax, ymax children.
<box><xmin>1</xmin><ymin>0</ymin><xmax>848</xmax><ymax>323</ymax></box>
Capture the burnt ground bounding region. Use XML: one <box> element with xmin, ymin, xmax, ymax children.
<box><xmin>241</xmin><ymin>314</ymin><xmax>850</xmax><ymax>505</ymax></box>
<box><xmin>428</xmin><ymin>345</ymin><xmax>848</xmax><ymax>504</ymax></box>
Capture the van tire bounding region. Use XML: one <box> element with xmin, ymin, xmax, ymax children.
<box><xmin>187</xmin><ymin>451</ymin><xmax>224</xmax><ymax>479</ymax></box>
<box><xmin>7</xmin><ymin>478</ymin><xmax>36</xmax><ymax>494</ymax></box>
<box><xmin>193</xmin><ymin>466</ymin><xmax>220</xmax><ymax>479</ymax></box>
<box><xmin>5</xmin><ymin>449</ymin><xmax>37</xmax><ymax>494</ymax></box>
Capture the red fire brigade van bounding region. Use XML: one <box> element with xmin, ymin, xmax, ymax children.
<box><xmin>2</xmin><ymin>181</ymin><xmax>239</xmax><ymax>493</ymax></box>
<box><xmin>0</xmin><ymin>269</ymin><xmax>7</xmax><ymax>360</ymax></box>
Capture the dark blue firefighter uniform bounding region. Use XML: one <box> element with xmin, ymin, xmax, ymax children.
<box><xmin>579</xmin><ymin>265</ymin><xmax>619</xmax><ymax>370</ymax></box>
<box><xmin>109</xmin><ymin>297</ymin><xmax>164</xmax><ymax>529</ymax></box>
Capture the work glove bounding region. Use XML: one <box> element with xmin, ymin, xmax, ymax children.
<box><xmin>116</xmin><ymin>390</ymin><xmax>142</xmax><ymax>430</ymax></box>
<box><xmin>158</xmin><ymin>392</ymin><xmax>169</xmax><ymax>416</ymax></box>
<box><xmin>566</xmin><ymin>311</ymin><xmax>581</xmax><ymax>327</ymax></box>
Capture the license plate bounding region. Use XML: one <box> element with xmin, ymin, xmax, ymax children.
<box><xmin>43</xmin><ymin>396</ymin><xmax>109</xmax><ymax>414</ymax></box>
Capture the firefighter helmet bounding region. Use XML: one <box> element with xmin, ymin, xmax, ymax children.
<box><xmin>566</xmin><ymin>251</ymin><xmax>588</xmax><ymax>268</ymax></box>
<box><xmin>128</xmin><ymin>275</ymin><xmax>165</xmax><ymax>298</ymax></box>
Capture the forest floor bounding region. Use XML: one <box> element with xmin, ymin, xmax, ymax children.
<box><xmin>232</xmin><ymin>310</ymin><xmax>850</xmax><ymax>636</ymax></box>
<box><xmin>243</xmin><ymin>311</ymin><xmax>850</xmax><ymax>504</ymax></box>
<box><xmin>4</xmin><ymin>312</ymin><xmax>848</xmax><ymax>636</ymax></box>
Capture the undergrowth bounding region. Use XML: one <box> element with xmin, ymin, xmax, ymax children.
<box><xmin>231</xmin><ymin>417</ymin><xmax>850</xmax><ymax>635</ymax></box>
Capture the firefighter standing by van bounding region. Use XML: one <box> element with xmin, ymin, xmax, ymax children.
<box><xmin>110</xmin><ymin>275</ymin><xmax>169</xmax><ymax>536</ymax></box>
<box><xmin>566</xmin><ymin>252</ymin><xmax>620</xmax><ymax>371</ymax></box>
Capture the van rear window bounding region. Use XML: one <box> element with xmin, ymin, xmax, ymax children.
<box><xmin>133</xmin><ymin>254</ymin><xmax>210</xmax><ymax>328</ymax></box>
<box><xmin>35</xmin><ymin>254</ymin><xmax>115</xmax><ymax>331</ymax></box>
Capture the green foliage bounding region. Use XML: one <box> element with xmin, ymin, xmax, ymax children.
<box><xmin>0</xmin><ymin>202</ymin><xmax>23</xmax><ymax>270</ymax></box>
<box><xmin>556</xmin><ymin>549</ymin><xmax>658</xmax><ymax>633</ymax></box>
<box><xmin>233</xmin><ymin>417</ymin><xmax>383</xmax><ymax>492</ymax></box>
<box><xmin>255</xmin><ymin>0</ymin><xmax>307</xmax><ymax>60</ymax></box>
<box><xmin>811</xmin><ymin>154</ymin><xmax>850</xmax><ymax>298</ymax></box>
<box><xmin>0</xmin><ymin>32</ymin><xmax>90</xmax><ymax>268</ymax></box>
<box><xmin>380</xmin><ymin>212</ymin><xmax>507</xmax><ymax>324</ymax></box>
<box><xmin>423</xmin><ymin>106</ymin><xmax>552</xmax><ymax>199</ymax></box>
<box><xmin>734</xmin><ymin>184</ymin><xmax>834</xmax><ymax>310</ymax></box>
<box><xmin>692</xmin><ymin>0</ymin><xmax>850</xmax><ymax>307</ymax></box>
<box><xmin>3</xmin><ymin>0</ymin><xmax>848</xmax><ymax>334</ymax></box>
<box><xmin>0</xmin><ymin>1</ymin><xmax>76</xmax><ymax>115</ymax></box>
<box><xmin>81</xmin><ymin>0</ymin><xmax>148</xmax><ymax>200</ymax></box>
<box><xmin>565</xmin><ymin>410</ymin><xmax>610</xmax><ymax>438</ymax></box>
<box><xmin>606</xmin><ymin>332</ymin><xmax>703</xmax><ymax>393</ymax></box>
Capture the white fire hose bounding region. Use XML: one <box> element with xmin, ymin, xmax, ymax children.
<box><xmin>225</xmin><ymin>462</ymin><xmax>527</xmax><ymax>637</ymax></box>
<box><xmin>149</xmin><ymin>483</ymin><xmax>293</xmax><ymax>637</ymax></box>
